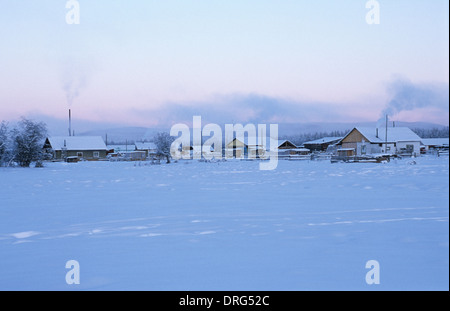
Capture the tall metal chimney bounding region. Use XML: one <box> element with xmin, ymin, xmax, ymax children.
<box><xmin>385</xmin><ymin>114</ymin><xmax>388</xmax><ymax>151</ymax></box>
<box><xmin>69</xmin><ymin>109</ymin><xmax>72</xmax><ymax>137</ymax></box>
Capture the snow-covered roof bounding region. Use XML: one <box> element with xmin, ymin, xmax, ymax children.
<box><xmin>135</xmin><ymin>142</ymin><xmax>157</xmax><ymax>150</ymax></box>
<box><xmin>303</xmin><ymin>137</ymin><xmax>343</xmax><ymax>145</ymax></box>
<box><xmin>351</xmin><ymin>127</ymin><xmax>422</xmax><ymax>143</ymax></box>
<box><xmin>277</xmin><ymin>139</ymin><xmax>299</xmax><ymax>148</ymax></box>
<box><xmin>226</xmin><ymin>137</ymin><xmax>294</xmax><ymax>149</ymax></box>
<box><xmin>46</xmin><ymin>136</ymin><xmax>107</xmax><ymax>151</ymax></box>
<box><xmin>421</xmin><ymin>138</ymin><xmax>449</xmax><ymax>146</ymax></box>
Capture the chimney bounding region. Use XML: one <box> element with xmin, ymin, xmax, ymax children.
<box><xmin>69</xmin><ymin>109</ymin><xmax>71</xmax><ymax>136</ymax></box>
<box><xmin>385</xmin><ymin>115</ymin><xmax>388</xmax><ymax>145</ymax></box>
<box><xmin>376</xmin><ymin>128</ymin><xmax>379</xmax><ymax>138</ymax></box>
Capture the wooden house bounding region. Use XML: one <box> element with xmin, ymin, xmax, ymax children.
<box><xmin>43</xmin><ymin>136</ymin><xmax>108</xmax><ymax>161</ymax></box>
<box><xmin>225</xmin><ymin>137</ymin><xmax>248</xmax><ymax>158</ymax></box>
<box><xmin>336</xmin><ymin>127</ymin><xmax>422</xmax><ymax>157</ymax></box>
<box><xmin>106</xmin><ymin>144</ymin><xmax>135</xmax><ymax>156</ymax></box>
<box><xmin>135</xmin><ymin>142</ymin><xmax>158</xmax><ymax>158</ymax></box>
<box><xmin>225</xmin><ymin>137</ymin><xmax>308</xmax><ymax>159</ymax></box>
<box><xmin>421</xmin><ymin>138</ymin><xmax>449</xmax><ymax>153</ymax></box>
<box><xmin>303</xmin><ymin>137</ymin><xmax>343</xmax><ymax>152</ymax></box>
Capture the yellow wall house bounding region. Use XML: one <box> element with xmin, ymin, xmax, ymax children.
<box><xmin>337</xmin><ymin>127</ymin><xmax>422</xmax><ymax>157</ymax></box>
<box><xmin>225</xmin><ymin>137</ymin><xmax>248</xmax><ymax>158</ymax></box>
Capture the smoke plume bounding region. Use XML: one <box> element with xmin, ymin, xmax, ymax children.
<box><xmin>382</xmin><ymin>78</ymin><xmax>448</xmax><ymax>118</ymax></box>
<box><xmin>376</xmin><ymin>78</ymin><xmax>449</xmax><ymax>127</ymax></box>
<box><xmin>60</xmin><ymin>58</ymin><xmax>93</xmax><ymax>106</ymax></box>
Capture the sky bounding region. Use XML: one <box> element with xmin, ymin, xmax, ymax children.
<box><xmin>0</xmin><ymin>0</ymin><xmax>448</xmax><ymax>132</ymax></box>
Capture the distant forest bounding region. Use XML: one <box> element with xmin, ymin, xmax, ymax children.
<box><xmin>411</xmin><ymin>127</ymin><xmax>449</xmax><ymax>139</ymax></box>
<box><xmin>280</xmin><ymin>127</ymin><xmax>449</xmax><ymax>146</ymax></box>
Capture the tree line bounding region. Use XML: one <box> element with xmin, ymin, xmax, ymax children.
<box><xmin>0</xmin><ymin>118</ymin><xmax>48</xmax><ymax>167</ymax></box>
<box><xmin>281</xmin><ymin>127</ymin><xmax>449</xmax><ymax>146</ymax></box>
<box><xmin>411</xmin><ymin>127</ymin><xmax>449</xmax><ymax>139</ymax></box>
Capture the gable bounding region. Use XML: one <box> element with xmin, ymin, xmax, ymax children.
<box><xmin>340</xmin><ymin>128</ymin><xmax>372</xmax><ymax>144</ymax></box>
<box><xmin>278</xmin><ymin>140</ymin><xmax>297</xmax><ymax>149</ymax></box>
<box><xmin>226</xmin><ymin>138</ymin><xmax>246</xmax><ymax>148</ymax></box>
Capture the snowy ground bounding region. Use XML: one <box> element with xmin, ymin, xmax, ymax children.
<box><xmin>0</xmin><ymin>156</ymin><xmax>448</xmax><ymax>290</ymax></box>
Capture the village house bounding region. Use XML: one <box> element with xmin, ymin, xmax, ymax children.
<box><xmin>336</xmin><ymin>127</ymin><xmax>422</xmax><ymax>157</ymax></box>
<box><xmin>225</xmin><ymin>137</ymin><xmax>309</xmax><ymax>159</ymax></box>
<box><xmin>135</xmin><ymin>142</ymin><xmax>158</xmax><ymax>158</ymax></box>
<box><xmin>421</xmin><ymin>138</ymin><xmax>449</xmax><ymax>153</ymax></box>
<box><xmin>106</xmin><ymin>144</ymin><xmax>135</xmax><ymax>155</ymax></box>
<box><xmin>43</xmin><ymin>136</ymin><xmax>108</xmax><ymax>161</ymax></box>
<box><xmin>303</xmin><ymin>137</ymin><xmax>343</xmax><ymax>152</ymax></box>
<box><xmin>106</xmin><ymin>144</ymin><xmax>147</xmax><ymax>161</ymax></box>
<box><xmin>276</xmin><ymin>140</ymin><xmax>310</xmax><ymax>158</ymax></box>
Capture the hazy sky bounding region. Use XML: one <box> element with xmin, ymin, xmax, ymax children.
<box><xmin>0</xmin><ymin>0</ymin><xmax>448</xmax><ymax>130</ymax></box>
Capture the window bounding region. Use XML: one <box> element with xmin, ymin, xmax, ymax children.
<box><xmin>93</xmin><ymin>151</ymin><xmax>100</xmax><ymax>158</ymax></box>
<box><xmin>77</xmin><ymin>152</ymin><xmax>83</xmax><ymax>158</ymax></box>
<box><xmin>386</xmin><ymin>146</ymin><xmax>391</xmax><ymax>151</ymax></box>
<box><xmin>406</xmin><ymin>145</ymin><xmax>414</xmax><ymax>153</ymax></box>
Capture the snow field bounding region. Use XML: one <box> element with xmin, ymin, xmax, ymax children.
<box><xmin>0</xmin><ymin>156</ymin><xmax>448</xmax><ymax>290</ymax></box>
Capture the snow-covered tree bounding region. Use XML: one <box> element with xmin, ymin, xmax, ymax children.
<box><xmin>154</xmin><ymin>132</ymin><xmax>174</xmax><ymax>163</ymax></box>
<box><xmin>0</xmin><ymin>121</ymin><xmax>11</xmax><ymax>166</ymax></box>
<box><xmin>412</xmin><ymin>127</ymin><xmax>449</xmax><ymax>139</ymax></box>
<box><xmin>11</xmin><ymin>118</ymin><xmax>47</xmax><ymax>167</ymax></box>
